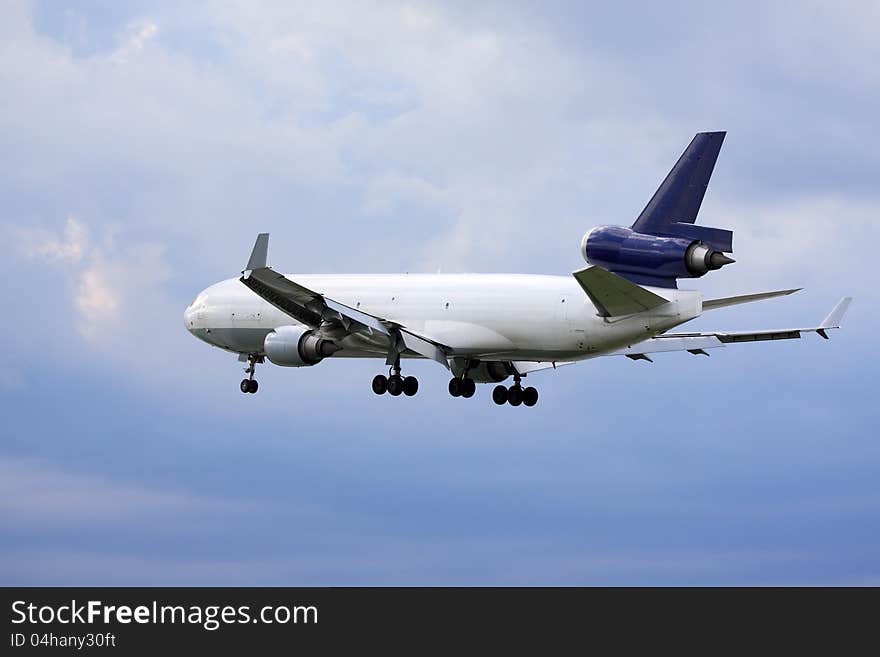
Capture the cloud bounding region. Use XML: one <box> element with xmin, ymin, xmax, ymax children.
<box><xmin>10</xmin><ymin>215</ymin><xmax>171</xmax><ymax>342</ymax></box>
<box><xmin>74</xmin><ymin>242</ymin><xmax>170</xmax><ymax>340</ymax></box>
<box><xmin>15</xmin><ymin>216</ymin><xmax>88</xmax><ymax>264</ymax></box>
<box><xmin>110</xmin><ymin>20</ymin><xmax>158</xmax><ymax>63</ymax></box>
<box><xmin>1</xmin><ymin>0</ymin><xmax>878</xmax><ymax>587</ymax></box>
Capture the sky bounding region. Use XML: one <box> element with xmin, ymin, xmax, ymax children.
<box><xmin>1</xmin><ymin>0</ymin><xmax>878</xmax><ymax>585</ymax></box>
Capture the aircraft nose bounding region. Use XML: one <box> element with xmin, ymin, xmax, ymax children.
<box><xmin>184</xmin><ymin>291</ymin><xmax>205</xmax><ymax>332</ymax></box>
<box><xmin>184</xmin><ymin>303</ymin><xmax>195</xmax><ymax>331</ymax></box>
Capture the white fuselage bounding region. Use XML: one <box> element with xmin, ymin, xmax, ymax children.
<box><xmin>184</xmin><ymin>274</ymin><xmax>703</xmax><ymax>364</ymax></box>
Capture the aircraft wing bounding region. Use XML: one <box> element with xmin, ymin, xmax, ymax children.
<box><xmin>613</xmin><ymin>297</ymin><xmax>852</xmax><ymax>361</ymax></box>
<box><xmin>239</xmin><ymin>234</ymin><xmax>450</xmax><ymax>368</ymax></box>
<box><xmin>519</xmin><ymin>297</ymin><xmax>852</xmax><ymax>371</ymax></box>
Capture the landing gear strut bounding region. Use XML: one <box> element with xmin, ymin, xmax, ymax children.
<box><xmin>372</xmin><ymin>357</ymin><xmax>418</xmax><ymax>397</ymax></box>
<box><xmin>240</xmin><ymin>354</ymin><xmax>261</xmax><ymax>394</ymax></box>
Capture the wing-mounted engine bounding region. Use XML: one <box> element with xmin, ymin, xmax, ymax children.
<box><xmin>264</xmin><ymin>325</ymin><xmax>340</xmax><ymax>367</ymax></box>
<box><xmin>580</xmin><ymin>131</ymin><xmax>735</xmax><ymax>289</ymax></box>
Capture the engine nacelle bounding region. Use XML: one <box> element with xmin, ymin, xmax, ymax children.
<box><xmin>264</xmin><ymin>325</ymin><xmax>339</xmax><ymax>367</ymax></box>
<box><xmin>580</xmin><ymin>225</ymin><xmax>734</xmax><ymax>285</ymax></box>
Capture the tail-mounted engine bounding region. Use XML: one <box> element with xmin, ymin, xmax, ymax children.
<box><xmin>581</xmin><ymin>225</ymin><xmax>734</xmax><ymax>287</ymax></box>
<box><xmin>580</xmin><ymin>131</ymin><xmax>735</xmax><ymax>288</ymax></box>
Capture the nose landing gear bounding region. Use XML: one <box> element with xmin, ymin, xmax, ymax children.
<box><xmin>240</xmin><ymin>354</ymin><xmax>262</xmax><ymax>394</ymax></box>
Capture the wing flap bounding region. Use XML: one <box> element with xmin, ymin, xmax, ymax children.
<box><xmin>573</xmin><ymin>265</ymin><xmax>670</xmax><ymax>317</ymax></box>
<box><xmin>399</xmin><ymin>329</ymin><xmax>448</xmax><ymax>367</ymax></box>
<box><xmin>609</xmin><ymin>335</ymin><xmax>726</xmax><ymax>357</ymax></box>
<box><xmin>716</xmin><ymin>330</ymin><xmax>801</xmax><ymax>343</ymax></box>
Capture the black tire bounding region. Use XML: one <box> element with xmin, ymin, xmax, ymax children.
<box><xmin>461</xmin><ymin>378</ymin><xmax>476</xmax><ymax>398</ymax></box>
<box><xmin>248</xmin><ymin>379</ymin><xmax>259</xmax><ymax>394</ymax></box>
<box><xmin>240</xmin><ymin>379</ymin><xmax>251</xmax><ymax>394</ymax></box>
<box><xmin>522</xmin><ymin>386</ymin><xmax>538</xmax><ymax>407</ymax></box>
<box><xmin>372</xmin><ymin>374</ymin><xmax>388</xmax><ymax>395</ymax></box>
<box><xmin>448</xmin><ymin>377</ymin><xmax>461</xmax><ymax>397</ymax></box>
<box><xmin>507</xmin><ymin>385</ymin><xmax>523</xmax><ymax>406</ymax></box>
<box><xmin>492</xmin><ymin>385</ymin><xmax>508</xmax><ymax>405</ymax></box>
<box><xmin>388</xmin><ymin>374</ymin><xmax>403</xmax><ymax>396</ymax></box>
<box><xmin>403</xmin><ymin>376</ymin><xmax>419</xmax><ymax>397</ymax></box>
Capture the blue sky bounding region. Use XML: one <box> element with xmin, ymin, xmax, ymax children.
<box><xmin>1</xmin><ymin>0</ymin><xmax>878</xmax><ymax>584</ymax></box>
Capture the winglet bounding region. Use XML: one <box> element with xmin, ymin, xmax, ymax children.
<box><xmin>816</xmin><ymin>297</ymin><xmax>852</xmax><ymax>339</ymax></box>
<box><xmin>246</xmin><ymin>233</ymin><xmax>270</xmax><ymax>271</ymax></box>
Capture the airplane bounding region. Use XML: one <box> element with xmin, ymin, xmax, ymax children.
<box><xmin>184</xmin><ymin>131</ymin><xmax>851</xmax><ymax>407</ymax></box>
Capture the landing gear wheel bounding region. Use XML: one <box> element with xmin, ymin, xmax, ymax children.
<box><xmin>492</xmin><ymin>385</ymin><xmax>508</xmax><ymax>405</ymax></box>
<box><xmin>372</xmin><ymin>374</ymin><xmax>388</xmax><ymax>395</ymax></box>
<box><xmin>448</xmin><ymin>377</ymin><xmax>462</xmax><ymax>397</ymax></box>
<box><xmin>507</xmin><ymin>385</ymin><xmax>523</xmax><ymax>406</ymax></box>
<box><xmin>460</xmin><ymin>378</ymin><xmax>476</xmax><ymax>398</ymax></box>
<box><xmin>402</xmin><ymin>376</ymin><xmax>419</xmax><ymax>397</ymax></box>
<box><xmin>387</xmin><ymin>374</ymin><xmax>403</xmax><ymax>396</ymax></box>
<box><xmin>240</xmin><ymin>354</ymin><xmax>262</xmax><ymax>394</ymax></box>
<box><xmin>522</xmin><ymin>386</ymin><xmax>538</xmax><ymax>407</ymax></box>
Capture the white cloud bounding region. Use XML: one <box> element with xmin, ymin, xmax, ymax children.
<box><xmin>10</xmin><ymin>216</ymin><xmax>170</xmax><ymax>341</ymax></box>
<box><xmin>697</xmin><ymin>195</ymin><xmax>879</xmax><ymax>301</ymax></box>
<box><xmin>111</xmin><ymin>20</ymin><xmax>158</xmax><ymax>63</ymax></box>
<box><xmin>363</xmin><ymin>171</ymin><xmax>451</xmax><ymax>216</ymax></box>
<box><xmin>1</xmin><ymin>0</ymin><xmax>876</xmax><ymax>374</ymax></box>
<box><xmin>16</xmin><ymin>216</ymin><xmax>88</xmax><ymax>264</ymax></box>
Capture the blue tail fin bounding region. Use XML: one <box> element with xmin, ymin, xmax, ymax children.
<box><xmin>631</xmin><ymin>131</ymin><xmax>731</xmax><ymax>252</ymax></box>
<box><xmin>580</xmin><ymin>131</ymin><xmax>736</xmax><ymax>289</ymax></box>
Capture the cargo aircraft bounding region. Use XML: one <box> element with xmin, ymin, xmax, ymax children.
<box><xmin>185</xmin><ymin>132</ymin><xmax>850</xmax><ymax>407</ymax></box>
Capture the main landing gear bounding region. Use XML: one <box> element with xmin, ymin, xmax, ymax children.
<box><xmin>448</xmin><ymin>361</ymin><xmax>538</xmax><ymax>407</ymax></box>
<box><xmin>448</xmin><ymin>360</ymin><xmax>476</xmax><ymax>399</ymax></box>
<box><xmin>372</xmin><ymin>359</ymin><xmax>418</xmax><ymax>398</ymax></box>
<box><xmin>492</xmin><ymin>374</ymin><xmax>538</xmax><ymax>407</ymax></box>
<box><xmin>448</xmin><ymin>376</ymin><xmax>476</xmax><ymax>398</ymax></box>
<box><xmin>240</xmin><ymin>354</ymin><xmax>262</xmax><ymax>394</ymax></box>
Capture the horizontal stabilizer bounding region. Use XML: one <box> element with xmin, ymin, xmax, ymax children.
<box><xmin>573</xmin><ymin>266</ymin><xmax>670</xmax><ymax>317</ymax></box>
<box><xmin>703</xmin><ymin>288</ymin><xmax>801</xmax><ymax>311</ymax></box>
